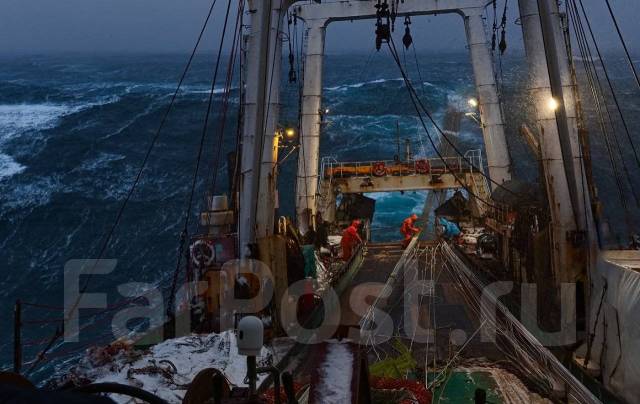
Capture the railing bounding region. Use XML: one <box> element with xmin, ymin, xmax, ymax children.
<box><xmin>320</xmin><ymin>149</ymin><xmax>483</xmax><ymax>180</ymax></box>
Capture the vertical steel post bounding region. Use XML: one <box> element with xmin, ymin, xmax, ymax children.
<box><xmin>295</xmin><ymin>19</ymin><xmax>327</xmax><ymax>234</ymax></box>
<box><xmin>239</xmin><ymin>0</ymin><xmax>272</xmax><ymax>255</ymax></box>
<box><xmin>463</xmin><ymin>8</ymin><xmax>512</xmax><ymax>187</ymax></box>
<box><xmin>256</xmin><ymin>2</ymin><xmax>287</xmax><ymax>239</ymax></box>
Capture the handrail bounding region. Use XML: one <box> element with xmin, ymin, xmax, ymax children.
<box><xmin>321</xmin><ymin>149</ymin><xmax>483</xmax><ymax>180</ymax></box>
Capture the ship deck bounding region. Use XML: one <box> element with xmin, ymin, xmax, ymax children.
<box><xmin>271</xmin><ymin>241</ymin><xmax>547</xmax><ymax>402</ymax></box>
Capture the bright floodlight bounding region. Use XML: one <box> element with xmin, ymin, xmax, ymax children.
<box><xmin>285</xmin><ymin>128</ymin><xmax>296</xmax><ymax>138</ymax></box>
<box><xmin>547</xmin><ymin>97</ymin><xmax>559</xmax><ymax>111</ymax></box>
<box><xmin>468</xmin><ymin>98</ymin><xmax>478</xmax><ymax>108</ymax></box>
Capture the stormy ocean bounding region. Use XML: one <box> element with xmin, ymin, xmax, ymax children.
<box><xmin>0</xmin><ymin>52</ymin><xmax>639</xmax><ymax>381</ymax></box>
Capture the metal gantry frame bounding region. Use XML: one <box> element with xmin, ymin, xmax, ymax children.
<box><xmin>290</xmin><ymin>0</ymin><xmax>512</xmax><ymax>233</ymax></box>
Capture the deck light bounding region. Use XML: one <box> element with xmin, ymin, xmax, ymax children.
<box><xmin>547</xmin><ymin>97</ymin><xmax>559</xmax><ymax>111</ymax></box>
<box><xmin>285</xmin><ymin>128</ymin><xmax>296</xmax><ymax>138</ymax></box>
<box><xmin>468</xmin><ymin>98</ymin><xmax>478</xmax><ymax>108</ymax></box>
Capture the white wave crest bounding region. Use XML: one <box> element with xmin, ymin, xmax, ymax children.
<box><xmin>0</xmin><ymin>153</ymin><xmax>25</xmax><ymax>180</ymax></box>
<box><xmin>325</xmin><ymin>78</ymin><xmax>403</xmax><ymax>91</ymax></box>
<box><xmin>0</xmin><ymin>98</ymin><xmax>120</xmax><ymax>180</ymax></box>
<box><xmin>325</xmin><ymin>78</ymin><xmax>437</xmax><ymax>92</ymax></box>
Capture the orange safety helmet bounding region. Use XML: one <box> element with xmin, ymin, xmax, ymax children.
<box><xmin>410</xmin><ymin>214</ymin><xmax>418</xmax><ymax>221</ymax></box>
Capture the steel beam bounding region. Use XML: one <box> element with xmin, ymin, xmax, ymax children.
<box><xmin>323</xmin><ymin>172</ymin><xmax>481</xmax><ymax>194</ymax></box>
<box><xmin>517</xmin><ymin>0</ymin><xmax>580</xmax><ymax>282</ymax></box>
<box><xmin>292</xmin><ymin>0</ymin><xmax>511</xmax><ymax>227</ymax></box>
<box><xmin>463</xmin><ymin>8</ymin><xmax>511</xmax><ymax>186</ymax></box>
<box><xmin>256</xmin><ymin>1</ymin><xmax>287</xmax><ymax>239</ymax></box>
<box><xmin>296</xmin><ymin>19</ymin><xmax>327</xmax><ymax>234</ymax></box>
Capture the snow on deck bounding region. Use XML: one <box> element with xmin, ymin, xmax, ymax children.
<box><xmin>71</xmin><ymin>332</ymin><xmax>274</xmax><ymax>404</ymax></box>
<box><xmin>315</xmin><ymin>342</ymin><xmax>354</xmax><ymax>403</ymax></box>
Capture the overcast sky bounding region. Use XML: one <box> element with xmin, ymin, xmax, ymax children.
<box><xmin>1</xmin><ymin>0</ymin><xmax>638</xmax><ymax>54</ymax></box>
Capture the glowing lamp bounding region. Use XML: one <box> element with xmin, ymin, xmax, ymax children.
<box><xmin>468</xmin><ymin>98</ymin><xmax>478</xmax><ymax>108</ymax></box>
<box><xmin>547</xmin><ymin>97</ymin><xmax>559</xmax><ymax>111</ymax></box>
<box><xmin>285</xmin><ymin>128</ymin><xmax>296</xmax><ymax>138</ymax></box>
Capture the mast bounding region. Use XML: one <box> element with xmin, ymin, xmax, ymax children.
<box><xmin>517</xmin><ymin>0</ymin><xmax>585</xmax><ymax>284</ymax></box>
<box><xmin>238</xmin><ymin>0</ymin><xmax>279</xmax><ymax>254</ymax></box>
<box><xmin>256</xmin><ymin>1</ymin><xmax>287</xmax><ymax>239</ymax></box>
<box><xmin>463</xmin><ymin>7</ymin><xmax>512</xmax><ymax>187</ymax></box>
<box><xmin>295</xmin><ymin>18</ymin><xmax>327</xmax><ymax>234</ymax></box>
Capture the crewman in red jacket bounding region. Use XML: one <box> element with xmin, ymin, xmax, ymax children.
<box><xmin>341</xmin><ymin>220</ymin><xmax>363</xmax><ymax>261</ymax></box>
<box><xmin>400</xmin><ymin>213</ymin><xmax>420</xmax><ymax>248</ymax></box>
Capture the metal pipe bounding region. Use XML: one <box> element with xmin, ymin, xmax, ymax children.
<box><xmin>247</xmin><ymin>355</ymin><xmax>257</xmax><ymax>396</ymax></box>
<box><xmin>537</xmin><ymin>0</ymin><xmax>581</xmax><ymax>228</ymax></box>
<box><xmin>239</xmin><ymin>0</ymin><xmax>274</xmax><ymax>255</ymax></box>
<box><xmin>463</xmin><ymin>9</ymin><xmax>511</xmax><ymax>187</ymax></box>
<box><xmin>296</xmin><ymin>19</ymin><xmax>327</xmax><ymax>234</ymax></box>
<box><xmin>257</xmin><ymin>1</ymin><xmax>287</xmax><ymax>239</ymax></box>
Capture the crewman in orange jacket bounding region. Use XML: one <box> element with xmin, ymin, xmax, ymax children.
<box><xmin>341</xmin><ymin>220</ymin><xmax>363</xmax><ymax>261</ymax></box>
<box><xmin>400</xmin><ymin>213</ymin><xmax>420</xmax><ymax>248</ymax></box>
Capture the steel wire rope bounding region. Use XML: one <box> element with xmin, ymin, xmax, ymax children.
<box><xmin>440</xmin><ymin>244</ymin><xmax>599</xmax><ymax>402</ymax></box>
<box><xmin>23</xmin><ymin>0</ymin><xmax>223</xmax><ymax>376</ymax></box>
<box><xmin>576</xmin><ymin>0</ymin><xmax>640</xmax><ymax>175</ymax></box>
<box><xmin>167</xmin><ymin>0</ymin><xmax>235</xmax><ymax>318</ymax></box>
<box><xmin>439</xmin><ymin>252</ymin><xmax>550</xmax><ymax>389</ymax></box>
<box><xmin>567</xmin><ymin>2</ymin><xmax>629</xmax><ymax>210</ymax></box>
<box><xmin>408</xmin><ymin>43</ymin><xmax>429</xmax><ymax>158</ymax></box>
<box><xmin>388</xmin><ymin>36</ymin><xmax>519</xmax><ymax>202</ymax></box>
<box><xmin>386</xmin><ymin>39</ymin><xmax>510</xmax><ymax>210</ymax></box>
<box><xmin>562</xmin><ymin>1</ymin><xmax>618</xmax><ymax>251</ymax></box>
<box><xmin>568</xmin><ymin>0</ymin><xmax>635</xmax><ymax>206</ymax></box>
<box><xmin>603</xmin><ymin>0</ymin><xmax>640</xmax><ymax>93</ymax></box>
<box><xmin>208</xmin><ymin>1</ymin><xmax>244</xmax><ymax>197</ymax></box>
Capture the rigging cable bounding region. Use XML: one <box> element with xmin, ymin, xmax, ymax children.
<box><xmin>603</xmin><ymin>0</ymin><xmax>640</xmax><ymax>92</ymax></box>
<box><xmin>24</xmin><ymin>0</ymin><xmax>223</xmax><ymax>375</ymax></box>
<box><xmin>167</xmin><ymin>0</ymin><xmax>235</xmax><ymax>316</ymax></box>
<box><xmin>387</xmin><ymin>38</ymin><xmax>508</xmax><ymax>209</ymax></box>
<box><xmin>570</xmin><ymin>0</ymin><xmax>640</xmax><ymax>212</ymax></box>
<box><xmin>576</xmin><ymin>0</ymin><xmax>640</xmax><ymax>175</ymax></box>
<box><xmin>387</xmin><ymin>36</ymin><xmax>519</xmax><ymax>201</ymax></box>
<box><xmin>566</xmin><ymin>0</ymin><xmax>637</xmax><ymax>212</ymax></box>
<box><xmin>209</xmin><ymin>1</ymin><xmax>245</xmax><ymax>196</ymax></box>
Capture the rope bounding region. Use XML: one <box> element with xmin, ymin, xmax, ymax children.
<box><xmin>440</xmin><ymin>243</ymin><xmax>601</xmax><ymax>403</ymax></box>
<box><xmin>209</xmin><ymin>0</ymin><xmax>245</xmax><ymax>195</ymax></box>
<box><xmin>23</xmin><ymin>0</ymin><xmax>223</xmax><ymax>375</ymax></box>
<box><xmin>167</xmin><ymin>0</ymin><xmax>235</xmax><ymax>315</ymax></box>
<box><xmin>386</xmin><ymin>38</ymin><xmax>508</xmax><ymax>210</ymax></box>
<box><xmin>576</xmin><ymin>0</ymin><xmax>640</xmax><ymax>175</ymax></box>
<box><xmin>568</xmin><ymin>0</ymin><xmax>639</xmax><ymax>219</ymax></box>
<box><xmin>388</xmin><ymin>37</ymin><xmax>518</xmax><ymax>201</ymax></box>
<box><xmin>603</xmin><ymin>0</ymin><xmax>640</xmax><ymax>92</ymax></box>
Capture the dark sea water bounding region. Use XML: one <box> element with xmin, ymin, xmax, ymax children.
<box><xmin>1</xmin><ymin>52</ymin><xmax>639</xmax><ymax>381</ymax></box>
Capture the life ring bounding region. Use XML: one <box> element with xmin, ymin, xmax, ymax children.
<box><xmin>415</xmin><ymin>159</ymin><xmax>430</xmax><ymax>174</ymax></box>
<box><xmin>191</xmin><ymin>239</ymin><xmax>215</xmax><ymax>267</ymax></box>
<box><xmin>372</xmin><ymin>161</ymin><xmax>387</xmax><ymax>177</ymax></box>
